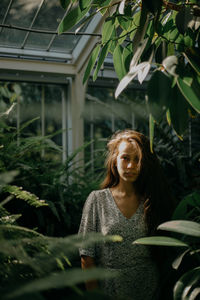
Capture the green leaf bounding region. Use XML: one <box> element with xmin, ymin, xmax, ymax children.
<box><xmin>58</xmin><ymin>5</ymin><xmax>90</xmax><ymax>33</ymax></box>
<box><xmin>174</xmin><ymin>267</ymin><xmax>200</xmax><ymax>300</ymax></box>
<box><xmin>102</xmin><ymin>17</ymin><xmax>115</xmax><ymax>44</ymax></box>
<box><xmin>177</xmin><ymin>76</ymin><xmax>200</xmax><ymax>113</ymax></box>
<box><xmin>79</xmin><ymin>0</ymin><xmax>91</xmax><ymax>11</ymax></box>
<box><xmin>172</xmin><ymin>249</ymin><xmax>190</xmax><ymax>270</ymax></box>
<box><xmin>172</xmin><ymin>192</ymin><xmax>200</xmax><ymax>220</ymax></box>
<box><xmin>158</xmin><ymin>220</ymin><xmax>200</xmax><ymax>237</ymax></box>
<box><xmin>149</xmin><ymin>113</ymin><xmax>155</xmax><ymax>153</ymax></box>
<box><xmin>93</xmin><ymin>42</ymin><xmax>110</xmax><ymax>81</ymax></box>
<box><xmin>142</xmin><ymin>0</ymin><xmax>162</xmax><ymax>15</ymax></box>
<box><xmin>175</xmin><ymin>7</ymin><xmax>193</xmax><ymax>35</ymax></box>
<box><xmin>3</xmin><ymin>185</ymin><xmax>48</xmax><ymax>208</ymax></box>
<box><xmin>184</xmin><ymin>48</ymin><xmax>200</xmax><ymax>76</ymax></box>
<box><xmin>7</xmin><ymin>268</ymin><xmax>118</xmax><ymax>298</ymax></box>
<box><xmin>83</xmin><ymin>44</ymin><xmax>101</xmax><ymax>84</ymax></box>
<box><xmin>168</xmin><ymin>84</ymin><xmax>189</xmax><ymax>138</ymax></box>
<box><xmin>123</xmin><ymin>46</ymin><xmax>132</xmax><ymax>73</ymax></box>
<box><xmin>133</xmin><ymin>236</ymin><xmax>188</xmax><ymax>247</ymax></box>
<box><xmin>113</xmin><ymin>45</ymin><xmax>126</xmax><ymax>80</ymax></box>
<box><xmin>0</xmin><ymin>214</ymin><xmax>22</xmax><ymax>225</ymax></box>
<box><xmin>147</xmin><ymin>71</ymin><xmax>172</xmax><ymax>122</ymax></box>
<box><xmin>59</xmin><ymin>0</ymin><xmax>70</xmax><ymax>10</ymax></box>
<box><xmin>117</xmin><ymin>16</ymin><xmax>131</xmax><ymax>31</ymax></box>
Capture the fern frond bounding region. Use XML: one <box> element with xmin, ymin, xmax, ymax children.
<box><xmin>0</xmin><ymin>204</ymin><xmax>10</xmax><ymax>217</ymax></box>
<box><xmin>3</xmin><ymin>185</ymin><xmax>48</xmax><ymax>208</ymax></box>
<box><xmin>0</xmin><ymin>214</ymin><xmax>21</xmax><ymax>225</ymax></box>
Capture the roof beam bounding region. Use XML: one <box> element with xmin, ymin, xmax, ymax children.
<box><xmin>0</xmin><ymin>57</ymin><xmax>76</xmax><ymax>78</ymax></box>
<box><xmin>0</xmin><ymin>47</ymin><xmax>72</xmax><ymax>61</ymax></box>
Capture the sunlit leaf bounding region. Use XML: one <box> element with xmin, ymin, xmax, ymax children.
<box><xmin>130</xmin><ymin>38</ymin><xmax>149</xmax><ymax>69</ymax></box>
<box><xmin>119</xmin><ymin>0</ymin><xmax>126</xmax><ymax>14</ymax></box>
<box><xmin>133</xmin><ymin>236</ymin><xmax>188</xmax><ymax>247</ymax></box>
<box><xmin>163</xmin><ymin>55</ymin><xmax>178</xmax><ymax>76</ymax></box>
<box><xmin>158</xmin><ymin>220</ymin><xmax>200</xmax><ymax>237</ymax></box>
<box><xmin>137</xmin><ymin>62</ymin><xmax>150</xmax><ymax>84</ymax></box>
<box><xmin>83</xmin><ymin>44</ymin><xmax>101</xmax><ymax>84</ymax></box>
<box><xmin>115</xmin><ymin>72</ymin><xmax>138</xmax><ymax>98</ymax></box>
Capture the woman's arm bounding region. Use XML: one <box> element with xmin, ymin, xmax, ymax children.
<box><xmin>81</xmin><ymin>255</ymin><xmax>99</xmax><ymax>290</ymax></box>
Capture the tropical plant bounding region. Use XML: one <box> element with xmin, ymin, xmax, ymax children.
<box><xmin>134</xmin><ymin>193</ymin><xmax>200</xmax><ymax>300</ymax></box>
<box><xmin>58</xmin><ymin>0</ymin><xmax>200</xmax><ymax>147</ymax></box>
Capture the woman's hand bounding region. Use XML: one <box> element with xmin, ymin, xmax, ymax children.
<box><xmin>81</xmin><ymin>255</ymin><xmax>99</xmax><ymax>291</ymax></box>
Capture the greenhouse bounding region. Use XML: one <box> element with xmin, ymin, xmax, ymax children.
<box><xmin>0</xmin><ymin>0</ymin><xmax>200</xmax><ymax>299</ymax></box>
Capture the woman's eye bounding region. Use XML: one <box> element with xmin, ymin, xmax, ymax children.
<box><xmin>123</xmin><ymin>156</ymin><xmax>128</xmax><ymax>160</ymax></box>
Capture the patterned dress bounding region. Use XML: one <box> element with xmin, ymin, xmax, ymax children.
<box><xmin>78</xmin><ymin>189</ymin><xmax>159</xmax><ymax>300</ymax></box>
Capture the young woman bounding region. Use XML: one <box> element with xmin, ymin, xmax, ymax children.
<box><xmin>79</xmin><ymin>130</ymin><xmax>174</xmax><ymax>300</ymax></box>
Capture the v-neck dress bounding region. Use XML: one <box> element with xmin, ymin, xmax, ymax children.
<box><xmin>78</xmin><ymin>189</ymin><xmax>159</xmax><ymax>300</ymax></box>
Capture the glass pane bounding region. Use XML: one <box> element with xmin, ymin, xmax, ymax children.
<box><xmin>50</xmin><ymin>34</ymin><xmax>80</xmax><ymax>53</ymax></box>
<box><xmin>0</xmin><ymin>28</ymin><xmax>26</xmax><ymax>47</ymax></box>
<box><xmin>0</xmin><ymin>0</ymin><xmax>11</xmax><ymax>24</ymax></box>
<box><xmin>5</xmin><ymin>0</ymin><xmax>42</xmax><ymax>27</ymax></box>
<box><xmin>0</xmin><ymin>81</ymin><xmax>65</xmax><ymax>162</ymax></box>
<box><xmin>24</xmin><ymin>32</ymin><xmax>53</xmax><ymax>50</ymax></box>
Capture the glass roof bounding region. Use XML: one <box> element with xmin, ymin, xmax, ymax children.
<box><xmin>0</xmin><ymin>0</ymin><xmax>96</xmax><ymax>62</ymax></box>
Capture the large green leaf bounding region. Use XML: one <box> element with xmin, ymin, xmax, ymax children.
<box><xmin>102</xmin><ymin>17</ymin><xmax>115</xmax><ymax>44</ymax></box>
<box><xmin>83</xmin><ymin>44</ymin><xmax>101</xmax><ymax>84</ymax></box>
<box><xmin>113</xmin><ymin>45</ymin><xmax>126</xmax><ymax>80</ymax></box>
<box><xmin>158</xmin><ymin>220</ymin><xmax>200</xmax><ymax>237</ymax></box>
<box><xmin>172</xmin><ymin>192</ymin><xmax>200</xmax><ymax>220</ymax></box>
<box><xmin>7</xmin><ymin>268</ymin><xmax>118</xmax><ymax>298</ymax></box>
<box><xmin>147</xmin><ymin>70</ymin><xmax>172</xmax><ymax>122</ymax></box>
<box><xmin>168</xmin><ymin>84</ymin><xmax>189</xmax><ymax>138</ymax></box>
<box><xmin>175</xmin><ymin>7</ymin><xmax>193</xmax><ymax>35</ymax></box>
<box><xmin>177</xmin><ymin>77</ymin><xmax>200</xmax><ymax>113</ymax></box>
<box><xmin>93</xmin><ymin>42</ymin><xmax>110</xmax><ymax>81</ymax></box>
<box><xmin>133</xmin><ymin>236</ymin><xmax>188</xmax><ymax>247</ymax></box>
<box><xmin>174</xmin><ymin>267</ymin><xmax>200</xmax><ymax>300</ymax></box>
<box><xmin>58</xmin><ymin>5</ymin><xmax>90</xmax><ymax>33</ymax></box>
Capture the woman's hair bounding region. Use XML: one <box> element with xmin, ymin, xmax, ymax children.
<box><xmin>101</xmin><ymin>129</ymin><xmax>174</xmax><ymax>234</ymax></box>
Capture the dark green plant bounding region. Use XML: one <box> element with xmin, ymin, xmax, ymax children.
<box><xmin>134</xmin><ymin>193</ymin><xmax>200</xmax><ymax>300</ymax></box>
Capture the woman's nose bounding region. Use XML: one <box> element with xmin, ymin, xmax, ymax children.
<box><xmin>127</xmin><ymin>161</ymin><xmax>134</xmax><ymax>168</ymax></box>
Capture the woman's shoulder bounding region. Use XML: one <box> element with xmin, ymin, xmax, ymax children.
<box><xmin>89</xmin><ymin>188</ymin><xmax>108</xmax><ymax>199</ymax></box>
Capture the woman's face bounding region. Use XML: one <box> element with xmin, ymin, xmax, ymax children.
<box><xmin>115</xmin><ymin>140</ymin><xmax>140</xmax><ymax>183</ymax></box>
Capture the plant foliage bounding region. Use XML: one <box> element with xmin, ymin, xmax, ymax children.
<box><xmin>58</xmin><ymin>0</ymin><xmax>200</xmax><ymax>145</ymax></box>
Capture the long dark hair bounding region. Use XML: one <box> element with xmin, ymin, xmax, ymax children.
<box><xmin>101</xmin><ymin>130</ymin><xmax>174</xmax><ymax>234</ymax></box>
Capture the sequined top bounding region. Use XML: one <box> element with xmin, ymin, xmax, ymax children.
<box><xmin>79</xmin><ymin>189</ymin><xmax>159</xmax><ymax>300</ymax></box>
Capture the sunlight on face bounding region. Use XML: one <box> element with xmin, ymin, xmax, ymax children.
<box><xmin>116</xmin><ymin>141</ymin><xmax>141</xmax><ymax>183</ymax></box>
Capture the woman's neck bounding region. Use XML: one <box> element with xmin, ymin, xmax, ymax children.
<box><xmin>114</xmin><ymin>180</ymin><xmax>137</xmax><ymax>196</ymax></box>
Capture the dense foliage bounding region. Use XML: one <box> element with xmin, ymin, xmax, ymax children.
<box><xmin>59</xmin><ymin>0</ymin><xmax>200</xmax><ymax>148</ymax></box>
